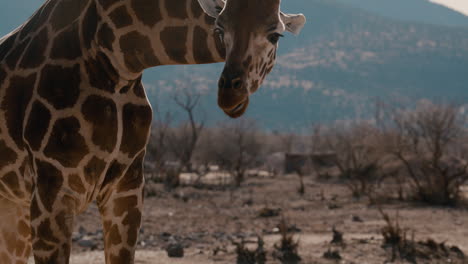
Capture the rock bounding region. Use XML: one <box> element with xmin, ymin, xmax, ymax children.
<box><xmin>258</xmin><ymin>207</ymin><xmax>281</xmax><ymax>218</ymax></box>
<box><xmin>352</xmin><ymin>215</ymin><xmax>364</xmax><ymax>222</ymax></box>
<box><xmin>323</xmin><ymin>249</ymin><xmax>342</xmax><ymax>260</ymax></box>
<box><xmin>77</xmin><ymin>239</ymin><xmax>97</xmax><ymax>250</ymax></box>
<box><xmin>166</xmin><ymin>243</ymin><xmax>184</xmax><ymax>258</ymax></box>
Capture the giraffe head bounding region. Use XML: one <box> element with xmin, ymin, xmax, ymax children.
<box><xmin>198</xmin><ymin>0</ymin><xmax>306</xmax><ymax>118</ymax></box>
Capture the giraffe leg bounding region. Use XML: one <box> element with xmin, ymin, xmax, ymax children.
<box><xmin>0</xmin><ymin>197</ymin><xmax>31</xmax><ymax>264</ymax></box>
<box><xmin>30</xmin><ymin>159</ymin><xmax>79</xmax><ymax>264</ymax></box>
<box><xmin>98</xmin><ymin>155</ymin><xmax>145</xmax><ymax>264</ymax></box>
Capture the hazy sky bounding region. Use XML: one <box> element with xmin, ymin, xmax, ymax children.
<box><xmin>430</xmin><ymin>0</ymin><xmax>468</xmax><ymax>15</ymax></box>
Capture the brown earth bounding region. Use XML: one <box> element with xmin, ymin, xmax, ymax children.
<box><xmin>29</xmin><ymin>174</ymin><xmax>468</xmax><ymax>263</ymax></box>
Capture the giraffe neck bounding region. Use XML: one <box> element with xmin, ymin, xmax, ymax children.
<box><xmin>95</xmin><ymin>0</ymin><xmax>226</xmax><ymax>80</ymax></box>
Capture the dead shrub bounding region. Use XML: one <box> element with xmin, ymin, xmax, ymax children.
<box><xmin>234</xmin><ymin>236</ymin><xmax>266</xmax><ymax>264</ymax></box>
<box><xmin>379</xmin><ymin>206</ymin><xmax>466</xmax><ymax>263</ymax></box>
<box><xmin>322</xmin><ymin>249</ymin><xmax>342</xmax><ymax>260</ymax></box>
<box><xmin>386</xmin><ymin>102</ymin><xmax>468</xmax><ymax>206</ymax></box>
<box><xmin>272</xmin><ymin>219</ymin><xmax>301</xmax><ymax>264</ymax></box>
<box><xmin>379</xmin><ymin>208</ymin><xmax>416</xmax><ymax>262</ymax></box>
<box><xmin>331</xmin><ymin>227</ymin><xmax>344</xmax><ymax>245</ymax></box>
<box><xmin>324</xmin><ymin>122</ymin><xmax>383</xmax><ymax>199</ymax></box>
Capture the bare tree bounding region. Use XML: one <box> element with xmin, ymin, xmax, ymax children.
<box><xmin>146</xmin><ymin>103</ymin><xmax>172</xmax><ymax>182</ymax></box>
<box><xmin>386</xmin><ymin>102</ymin><xmax>468</xmax><ymax>205</ymax></box>
<box><xmin>168</xmin><ymin>88</ymin><xmax>205</xmax><ymax>174</ymax></box>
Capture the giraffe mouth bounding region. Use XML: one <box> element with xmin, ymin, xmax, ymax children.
<box><xmin>223</xmin><ymin>98</ymin><xmax>249</xmax><ymax>118</ymax></box>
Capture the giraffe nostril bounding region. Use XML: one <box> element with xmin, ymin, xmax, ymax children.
<box><xmin>232</xmin><ymin>78</ymin><xmax>242</xmax><ymax>90</ymax></box>
<box><xmin>218</xmin><ymin>76</ymin><xmax>226</xmax><ymax>89</ymax></box>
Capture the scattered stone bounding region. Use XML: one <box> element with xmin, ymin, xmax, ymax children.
<box><xmin>258</xmin><ymin>207</ymin><xmax>281</xmax><ymax>218</ymax></box>
<box><xmin>77</xmin><ymin>239</ymin><xmax>97</xmax><ymax>250</ymax></box>
<box><xmin>352</xmin><ymin>215</ymin><xmax>364</xmax><ymax>222</ymax></box>
<box><xmin>166</xmin><ymin>243</ymin><xmax>184</xmax><ymax>258</ymax></box>
<box><xmin>331</xmin><ymin>227</ymin><xmax>343</xmax><ymax>244</ymax></box>
<box><xmin>328</xmin><ymin>203</ymin><xmax>341</xmax><ymax>210</ymax></box>
<box><xmin>78</xmin><ymin>226</ymin><xmax>87</xmax><ymax>235</ymax></box>
<box><xmin>323</xmin><ymin>249</ymin><xmax>342</xmax><ymax>260</ymax></box>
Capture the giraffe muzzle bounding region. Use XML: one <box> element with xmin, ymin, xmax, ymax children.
<box><xmin>222</xmin><ymin>97</ymin><xmax>249</xmax><ymax>118</ymax></box>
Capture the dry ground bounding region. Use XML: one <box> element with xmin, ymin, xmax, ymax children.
<box><xmin>29</xmin><ymin>174</ymin><xmax>468</xmax><ymax>263</ymax></box>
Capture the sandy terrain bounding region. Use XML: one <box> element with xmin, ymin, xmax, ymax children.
<box><xmin>28</xmin><ymin>174</ymin><xmax>468</xmax><ymax>263</ymax></box>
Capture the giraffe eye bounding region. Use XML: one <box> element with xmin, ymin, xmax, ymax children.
<box><xmin>214</xmin><ymin>28</ymin><xmax>225</xmax><ymax>43</ymax></box>
<box><xmin>268</xmin><ymin>33</ymin><xmax>283</xmax><ymax>44</ymax></box>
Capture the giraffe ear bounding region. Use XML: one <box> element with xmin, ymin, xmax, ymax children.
<box><xmin>197</xmin><ymin>0</ymin><xmax>225</xmax><ymax>18</ymax></box>
<box><xmin>280</xmin><ymin>12</ymin><xmax>306</xmax><ymax>35</ymax></box>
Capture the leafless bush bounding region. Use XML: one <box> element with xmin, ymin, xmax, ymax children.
<box><xmin>234</xmin><ymin>237</ymin><xmax>266</xmax><ymax>264</ymax></box>
<box><xmin>324</xmin><ymin>122</ymin><xmax>384</xmax><ymax>198</ymax></box>
<box><xmin>272</xmin><ymin>218</ymin><xmax>301</xmax><ymax>264</ymax></box>
<box><xmin>379</xmin><ymin>207</ymin><xmax>466</xmax><ymax>263</ymax></box>
<box><xmin>379</xmin><ymin>208</ymin><xmax>416</xmax><ymax>262</ymax></box>
<box><xmin>386</xmin><ymin>102</ymin><xmax>468</xmax><ymax>205</ymax></box>
<box><xmin>197</xmin><ymin>119</ymin><xmax>263</xmax><ymax>187</ymax></box>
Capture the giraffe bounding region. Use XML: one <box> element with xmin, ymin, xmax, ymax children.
<box><xmin>0</xmin><ymin>0</ymin><xmax>305</xmax><ymax>263</ymax></box>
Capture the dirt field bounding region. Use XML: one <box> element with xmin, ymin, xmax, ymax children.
<box><xmin>29</xmin><ymin>174</ymin><xmax>468</xmax><ymax>263</ymax></box>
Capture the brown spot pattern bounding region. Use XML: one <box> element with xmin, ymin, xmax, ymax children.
<box><xmin>55</xmin><ymin>211</ymin><xmax>72</xmax><ymax>238</ymax></box>
<box><xmin>109</xmin><ymin>6</ymin><xmax>134</xmax><ymax>28</ymax></box>
<box><xmin>109</xmin><ymin>248</ymin><xmax>132</xmax><ymax>264</ymax></box>
<box><xmin>165</xmin><ymin>0</ymin><xmax>187</xmax><ymax>19</ymax></box>
<box><xmin>193</xmin><ymin>26</ymin><xmax>214</xmax><ymax>63</ymax></box>
<box><xmin>120</xmin><ymin>104</ymin><xmax>152</xmax><ymax>157</ymax></box>
<box><xmin>35</xmin><ymin>160</ymin><xmax>63</xmax><ymax>212</ymax></box>
<box><xmin>101</xmin><ymin>160</ymin><xmax>126</xmax><ymax>188</ymax></box>
<box><xmin>1</xmin><ymin>73</ymin><xmax>36</xmax><ymax>149</ymax></box>
<box><xmin>25</xmin><ymin>101</ymin><xmax>51</xmax><ymax>151</ymax></box>
<box><xmin>69</xmin><ymin>174</ymin><xmax>86</xmax><ymax>194</ymax></box>
<box><xmin>51</xmin><ymin>22</ymin><xmax>82</xmax><ymax>60</ymax></box>
<box><xmin>0</xmin><ymin>32</ymin><xmax>18</xmax><ymax>61</ymax></box>
<box><xmin>82</xmin><ymin>95</ymin><xmax>118</xmax><ymax>152</ymax></box>
<box><xmin>38</xmin><ymin>64</ymin><xmax>81</xmax><ymax>110</ymax></box>
<box><xmin>113</xmin><ymin>196</ymin><xmax>137</xmax><ymax>217</ymax></box>
<box><xmin>50</xmin><ymin>0</ymin><xmax>88</xmax><ymax>31</ymax></box>
<box><xmin>37</xmin><ymin>219</ymin><xmax>59</xmax><ymax>244</ymax></box>
<box><xmin>133</xmin><ymin>78</ymin><xmax>146</xmax><ymax>98</ymax></box>
<box><xmin>1</xmin><ymin>172</ymin><xmax>23</xmax><ymax>199</ymax></box>
<box><xmin>191</xmin><ymin>0</ymin><xmax>204</xmax><ymax>18</ymax></box>
<box><xmin>0</xmin><ymin>140</ymin><xmax>17</xmax><ymax>168</ymax></box>
<box><xmin>0</xmin><ymin>67</ymin><xmax>5</xmax><ymax>85</ymax></box>
<box><xmin>131</xmin><ymin>0</ymin><xmax>162</xmax><ymax>27</ymax></box>
<box><xmin>122</xmin><ymin>207</ymin><xmax>141</xmax><ymax>246</ymax></box>
<box><xmin>97</xmin><ymin>0</ymin><xmax>114</xmax><ymax>10</ymax></box>
<box><xmin>119</xmin><ymin>31</ymin><xmax>160</xmax><ymax>72</ymax></box>
<box><xmin>84</xmin><ymin>156</ymin><xmax>106</xmax><ymax>185</ymax></box>
<box><xmin>19</xmin><ymin>27</ymin><xmax>48</xmax><ymax>68</ymax></box>
<box><xmin>5</xmin><ymin>38</ymin><xmax>30</xmax><ymax>70</ymax></box>
<box><xmin>18</xmin><ymin>220</ymin><xmax>30</xmax><ymax>238</ymax></box>
<box><xmin>117</xmin><ymin>153</ymin><xmax>144</xmax><ymax>193</ymax></box>
<box><xmin>107</xmin><ymin>224</ymin><xmax>122</xmax><ymax>245</ymax></box>
<box><xmin>85</xmin><ymin>52</ymin><xmax>119</xmax><ymax>93</ymax></box>
<box><xmin>44</xmin><ymin>117</ymin><xmax>89</xmax><ymax>168</ymax></box>
<box><xmin>97</xmin><ymin>23</ymin><xmax>115</xmax><ymax>51</ymax></box>
<box><xmin>82</xmin><ymin>2</ymin><xmax>99</xmax><ymax>50</ymax></box>
<box><xmin>30</xmin><ymin>197</ymin><xmax>41</xmax><ymax>220</ymax></box>
<box><xmin>160</xmin><ymin>26</ymin><xmax>188</xmax><ymax>64</ymax></box>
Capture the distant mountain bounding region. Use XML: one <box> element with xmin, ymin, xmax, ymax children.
<box><xmin>336</xmin><ymin>0</ymin><xmax>468</xmax><ymax>27</ymax></box>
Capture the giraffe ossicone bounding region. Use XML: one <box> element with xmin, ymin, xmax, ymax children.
<box><xmin>0</xmin><ymin>0</ymin><xmax>305</xmax><ymax>263</ymax></box>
